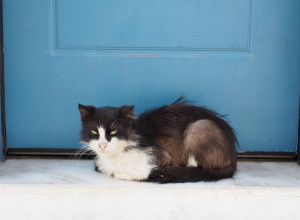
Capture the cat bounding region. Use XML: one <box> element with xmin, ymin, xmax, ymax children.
<box><xmin>78</xmin><ymin>97</ymin><xmax>237</xmax><ymax>183</ymax></box>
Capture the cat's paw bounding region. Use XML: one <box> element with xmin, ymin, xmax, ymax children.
<box><xmin>94</xmin><ymin>164</ymin><xmax>102</xmax><ymax>173</ymax></box>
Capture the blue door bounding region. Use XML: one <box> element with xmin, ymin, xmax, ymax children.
<box><xmin>2</xmin><ymin>0</ymin><xmax>300</xmax><ymax>153</ymax></box>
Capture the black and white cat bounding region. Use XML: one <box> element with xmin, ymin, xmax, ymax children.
<box><xmin>78</xmin><ymin>98</ymin><xmax>237</xmax><ymax>183</ymax></box>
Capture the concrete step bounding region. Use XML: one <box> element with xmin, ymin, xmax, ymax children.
<box><xmin>0</xmin><ymin>159</ymin><xmax>300</xmax><ymax>220</ymax></box>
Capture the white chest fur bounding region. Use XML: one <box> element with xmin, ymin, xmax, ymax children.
<box><xmin>96</xmin><ymin>147</ymin><xmax>155</xmax><ymax>181</ymax></box>
<box><xmin>86</xmin><ymin>126</ymin><xmax>155</xmax><ymax>181</ymax></box>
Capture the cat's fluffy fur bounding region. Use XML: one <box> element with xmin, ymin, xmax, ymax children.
<box><xmin>79</xmin><ymin>98</ymin><xmax>237</xmax><ymax>183</ymax></box>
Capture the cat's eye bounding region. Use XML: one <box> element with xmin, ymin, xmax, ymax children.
<box><xmin>110</xmin><ymin>130</ymin><xmax>117</xmax><ymax>135</ymax></box>
<box><xmin>91</xmin><ymin>130</ymin><xmax>98</xmax><ymax>135</ymax></box>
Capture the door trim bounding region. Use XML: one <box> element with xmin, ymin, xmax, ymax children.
<box><xmin>298</xmin><ymin>102</ymin><xmax>300</xmax><ymax>164</ymax></box>
<box><xmin>6</xmin><ymin>148</ymin><xmax>297</xmax><ymax>159</ymax></box>
<box><xmin>0</xmin><ymin>0</ymin><xmax>7</xmax><ymax>162</ymax></box>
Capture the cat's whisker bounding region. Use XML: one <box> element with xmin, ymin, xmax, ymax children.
<box><xmin>70</xmin><ymin>150</ymin><xmax>79</xmax><ymax>161</ymax></box>
<box><xmin>110</xmin><ymin>118</ymin><xmax>121</xmax><ymax>129</ymax></box>
<box><xmin>86</xmin><ymin>150</ymin><xmax>96</xmax><ymax>158</ymax></box>
<box><xmin>70</xmin><ymin>146</ymin><xmax>89</xmax><ymax>161</ymax></box>
<box><xmin>69</xmin><ymin>148</ymin><xmax>90</xmax><ymax>168</ymax></box>
<box><xmin>77</xmin><ymin>149</ymin><xmax>89</xmax><ymax>160</ymax></box>
<box><xmin>69</xmin><ymin>149</ymin><xmax>80</xmax><ymax>160</ymax></box>
<box><xmin>79</xmin><ymin>148</ymin><xmax>90</xmax><ymax>158</ymax></box>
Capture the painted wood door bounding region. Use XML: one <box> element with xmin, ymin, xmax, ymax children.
<box><xmin>2</xmin><ymin>0</ymin><xmax>300</xmax><ymax>152</ymax></box>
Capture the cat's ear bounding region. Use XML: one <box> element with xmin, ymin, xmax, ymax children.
<box><xmin>78</xmin><ymin>104</ymin><xmax>96</xmax><ymax>121</ymax></box>
<box><xmin>118</xmin><ymin>105</ymin><xmax>135</xmax><ymax>121</ymax></box>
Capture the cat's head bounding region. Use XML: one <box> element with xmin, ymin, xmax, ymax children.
<box><xmin>78</xmin><ymin>104</ymin><xmax>136</xmax><ymax>154</ymax></box>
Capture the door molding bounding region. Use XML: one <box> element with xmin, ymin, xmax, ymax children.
<box><xmin>5</xmin><ymin>148</ymin><xmax>297</xmax><ymax>160</ymax></box>
<box><xmin>50</xmin><ymin>0</ymin><xmax>254</xmax><ymax>58</ymax></box>
<box><xmin>298</xmin><ymin>103</ymin><xmax>300</xmax><ymax>164</ymax></box>
<box><xmin>0</xmin><ymin>0</ymin><xmax>6</xmax><ymax>162</ymax></box>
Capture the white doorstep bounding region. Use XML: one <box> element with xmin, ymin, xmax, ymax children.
<box><xmin>0</xmin><ymin>159</ymin><xmax>300</xmax><ymax>220</ymax></box>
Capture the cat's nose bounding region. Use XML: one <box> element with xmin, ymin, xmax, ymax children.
<box><xmin>99</xmin><ymin>142</ymin><xmax>108</xmax><ymax>149</ymax></box>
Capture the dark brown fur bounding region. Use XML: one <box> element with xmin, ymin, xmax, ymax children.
<box><xmin>132</xmin><ymin>98</ymin><xmax>237</xmax><ymax>183</ymax></box>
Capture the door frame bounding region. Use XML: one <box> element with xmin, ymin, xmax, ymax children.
<box><xmin>298</xmin><ymin>104</ymin><xmax>300</xmax><ymax>164</ymax></box>
<box><xmin>0</xmin><ymin>0</ymin><xmax>6</xmax><ymax>162</ymax></box>
<box><xmin>0</xmin><ymin>1</ymin><xmax>298</xmax><ymax>162</ymax></box>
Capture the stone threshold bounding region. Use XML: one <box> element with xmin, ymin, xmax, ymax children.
<box><xmin>0</xmin><ymin>159</ymin><xmax>299</xmax><ymax>220</ymax></box>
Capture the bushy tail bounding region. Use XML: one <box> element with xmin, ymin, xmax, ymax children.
<box><xmin>147</xmin><ymin>166</ymin><xmax>235</xmax><ymax>183</ymax></box>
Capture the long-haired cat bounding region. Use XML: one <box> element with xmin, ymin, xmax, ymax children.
<box><xmin>78</xmin><ymin>97</ymin><xmax>237</xmax><ymax>183</ymax></box>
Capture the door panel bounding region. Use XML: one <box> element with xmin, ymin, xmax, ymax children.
<box><xmin>54</xmin><ymin>0</ymin><xmax>250</xmax><ymax>50</ymax></box>
<box><xmin>3</xmin><ymin>0</ymin><xmax>300</xmax><ymax>151</ymax></box>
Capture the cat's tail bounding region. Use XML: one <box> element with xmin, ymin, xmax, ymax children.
<box><xmin>147</xmin><ymin>165</ymin><xmax>235</xmax><ymax>183</ymax></box>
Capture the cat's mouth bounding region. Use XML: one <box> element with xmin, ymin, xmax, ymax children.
<box><xmin>100</xmin><ymin>149</ymin><xmax>106</xmax><ymax>153</ymax></box>
<box><xmin>97</xmin><ymin>146</ymin><xmax>111</xmax><ymax>154</ymax></box>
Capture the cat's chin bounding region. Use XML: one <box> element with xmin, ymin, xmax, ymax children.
<box><xmin>93</xmin><ymin>149</ymin><xmax>107</xmax><ymax>155</ymax></box>
<box><xmin>94</xmin><ymin>147</ymin><xmax>117</xmax><ymax>156</ymax></box>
